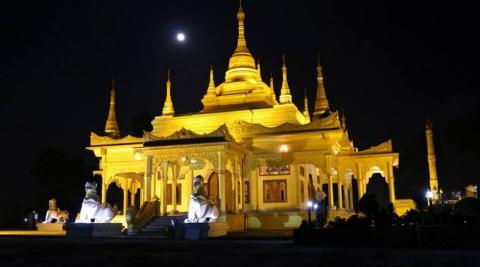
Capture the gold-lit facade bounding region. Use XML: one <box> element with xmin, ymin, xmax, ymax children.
<box><xmin>87</xmin><ymin>3</ymin><xmax>414</xmax><ymax>230</ymax></box>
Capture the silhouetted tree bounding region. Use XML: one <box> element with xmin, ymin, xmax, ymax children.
<box><xmin>359</xmin><ymin>193</ymin><xmax>379</xmax><ymax>217</ymax></box>
<box><xmin>30</xmin><ymin>146</ymin><xmax>90</xmax><ymax>215</ymax></box>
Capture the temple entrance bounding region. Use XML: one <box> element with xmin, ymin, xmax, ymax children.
<box><xmin>225</xmin><ymin>170</ymin><xmax>233</xmax><ymax>213</ymax></box>
<box><xmin>351</xmin><ymin>177</ymin><xmax>359</xmax><ymax>211</ymax></box>
<box><xmin>207</xmin><ymin>172</ymin><xmax>219</xmax><ymax>203</ymax></box>
<box><xmin>366</xmin><ymin>173</ymin><xmax>389</xmax><ymax>209</ymax></box>
<box><xmin>106</xmin><ymin>182</ymin><xmax>123</xmax><ymax>212</ymax></box>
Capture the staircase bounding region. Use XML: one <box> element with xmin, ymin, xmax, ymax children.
<box><xmin>138</xmin><ymin>215</ymin><xmax>187</xmax><ymax>237</ymax></box>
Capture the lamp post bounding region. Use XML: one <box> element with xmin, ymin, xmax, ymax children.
<box><xmin>307</xmin><ymin>201</ymin><xmax>313</xmax><ymax>225</ymax></box>
<box><xmin>425</xmin><ymin>190</ymin><xmax>433</xmax><ymax>207</ymax></box>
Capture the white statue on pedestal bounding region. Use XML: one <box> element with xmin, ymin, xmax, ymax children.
<box><xmin>185</xmin><ymin>175</ymin><xmax>219</xmax><ymax>223</ymax></box>
<box><xmin>44</xmin><ymin>198</ymin><xmax>69</xmax><ymax>224</ymax></box>
<box><xmin>75</xmin><ymin>181</ymin><xmax>116</xmax><ymax>223</ymax></box>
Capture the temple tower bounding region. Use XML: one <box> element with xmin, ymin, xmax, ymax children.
<box><xmin>279</xmin><ymin>55</ymin><xmax>292</xmax><ymax>104</ymax></box>
<box><xmin>313</xmin><ymin>55</ymin><xmax>330</xmax><ymax>118</ymax></box>
<box><xmin>104</xmin><ymin>79</ymin><xmax>120</xmax><ymax>138</ymax></box>
<box><xmin>425</xmin><ymin>119</ymin><xmax>439</xmax><ymax>193</ymax></box>
<box><xmin>162</xmin><ymin>70</ymin><xmax>174</xmax><ymax>116</ymax></box>
<box><xmin>303</xmin><ymin>89</ymin><xmax>310</xmax><ymax>123</ymax></box>
<box><xmin>269</xmin><ymin>75</ymin><xmax>279</xmax><ymax>105</ymax></box>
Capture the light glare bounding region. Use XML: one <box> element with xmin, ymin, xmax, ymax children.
<box><xmin>176</xmin><ymin>32</ymin><xmax>186</xmax><ymax>42</ymax></box>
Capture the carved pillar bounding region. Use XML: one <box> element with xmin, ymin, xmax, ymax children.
<box><xmin>123</xmin><ymin>180</ymin><xmax>129</xmax><ymax>214</ymax></box>
<box><xmin>343</xmin><ymin>183</ymin><xmax>349</xmax><ymax>210</ymax></box>
<box><xmin>130</xmin><ymin>187</ymin><xmax>136</xmax><ymax>208</ymax></box>
<box><xmin>101</xmin><ymin>182</ymin><xmax>107</xmax><ymax>204</ymax></box>
<box><xmin>337</xmin><ymin>181</ymin><xmax>343</xmax><ymax>209</ymax></box>
<box><xmin>161</xmin><ymin>161</ymin><xmax>168</xmax><ymax>215</ymax></box>
<box><xmin>387</xmin><ymin>161</ymin><xmax>396</xmax><ymax>204</ymax></box>
<box><xmin>144</xmin><ymin>155</ymin><xmax>153</xmax><ymax>202</ymax></box>
<box><xmin>349</xmin><ymin>186</ymin><xmax>354</xmax><ymax>211</ymax></box>
<box><xmin>100</xmin><ymin>148</ymin><xmax>107</xmax><ymax>204</ymax></box>
<box><xmin>356</xmin><ymin>163</ymin><xmax>364</xmax><ymax>200</ymax></box>
<box><xmin>217</xmin><ymin>152</ymin><xmax>226</xmax><ymax>222</ymax></box>
<box><xmin>172</xmin><ymin>166</ymin><xmax>178</xmax><ymax>214</ymax></box>
<box><xmin>328</xmin><ymin>173</ymin><xmax>334</xmax><ymax>208</ymax></box>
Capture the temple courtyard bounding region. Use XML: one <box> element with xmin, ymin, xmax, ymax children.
<box><xmin>1</xmin><ymin>237</ymin><xmax>479</xmax><ymax>267</ymax></box>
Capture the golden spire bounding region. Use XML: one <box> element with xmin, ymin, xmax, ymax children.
<box><xmin>270</xmin><ymin>75</ymin><xmax>279</xmax><ymax>105</ymax></box>
<box><xmin>162</xmin><ymin>70</ymin><xmax>174</xmax><ymax>116</ymax></box>
<box><xmin>257</xmin><ymin>59</ymin><xmax>262</xmax><ymax>80</ymax></box>
<box><xmin>303</xmin><ymin>89</ymin><xmax>310</xmax><ymax>123</ymax></box>
<box><xmin>425</xmin><ymin>119</ymin><xmax>439</xmax><ymax>194</ymax></box>
<box><xmin>104</xmin><ymin>78</ymin><xmax>120</xmax><ymax>138</ymax></box>
<box><xmin>206</xmin><ymin>65</ymin><xmax>216</xmax><ymax>95</ymax></box>
<box><xmin>225</xmin><ymin>0</ymin><xmax>256</xmax><ymax>82</ymax></box>
<box><xmin>313</xmin><ymin>53</ymin><xmax>330</xmax><ymax>117</ymax></box>
<box><xmin>279</xmin><ymin>55</ymin><xmax>292</xmax><ymax>104</ymax></box>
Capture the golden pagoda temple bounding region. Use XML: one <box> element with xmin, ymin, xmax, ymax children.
<box><xmin>87</xmin><ymin>2</ymin><xmax>414</xmax><ymax>230</ymax></box>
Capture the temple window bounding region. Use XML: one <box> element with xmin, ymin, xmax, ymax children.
<box><xmin>263</xmin><ymin>179</ymin><xmax>288</xmax><ymax>203</ymax></box>
<box><xmin>259</xmin><ymin>165</ymin><xmax>290</xmax><ymax>176</ymax></box>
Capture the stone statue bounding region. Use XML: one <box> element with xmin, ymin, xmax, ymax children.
<box><xmin>185</xmin><ymin>175</ymin><xmax>219</xmax><ymax>223</ymax></box>
<box><xmin>44</xmin><ymin>198</ymin><xmax>69</xmax><ymax>224</ymax></box>
<box><xmin>75</xmin><ymin>181</ymin><xmax>116</xmax><ymax>223</ymax></box>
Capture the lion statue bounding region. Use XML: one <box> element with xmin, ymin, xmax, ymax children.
<box><xmin>75</xmin><ymin>181</ymin><xmax>116</xmax><ymax>223</ymax></box>
<box><xmin>44</xmin><ymin>198</ymin><xmax>69</xmax><ymax>224</ymax></box>
<box><xmin>184</xmin><ymin>175</ymin><xmax>219</xmax><ymax>223</ymax></box>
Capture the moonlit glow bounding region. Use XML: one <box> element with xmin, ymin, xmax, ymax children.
<box><xmin>176</xmin><ymin>32</ymin><xmax>186</xmax><ymax>42</ymax></box>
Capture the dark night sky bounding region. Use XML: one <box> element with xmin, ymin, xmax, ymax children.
<box><xmin>1</xmin><ymin>0</ymin><xmax>479</xmax><ymax>209</ymax></box>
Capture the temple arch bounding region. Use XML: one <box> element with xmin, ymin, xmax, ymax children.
<box><xmin>207</xmin><ymin>171</ymin><xmax>219</xmax><ymax>203</ymax></box>
<box><xmin>366</xmin><ymin>172</ymin><xmax>389</xmax><ymax>209</ymax></box>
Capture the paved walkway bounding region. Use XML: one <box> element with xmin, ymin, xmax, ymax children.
<box><xmin>0</xmin><ymin>237</ymin><xmax>479</xmax><ymax>267</ymax></box>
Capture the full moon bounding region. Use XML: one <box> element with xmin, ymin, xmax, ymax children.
<box><xmin>176</xmin><ymin>32</ymin><xmax>186</xmax><ymax>42</ymax></box>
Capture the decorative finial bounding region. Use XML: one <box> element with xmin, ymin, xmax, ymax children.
<box><xmin>279</xmin><ymin>54</ymin><xmax>292</xmax><ymax>104</ymax></box>
<box><xmin>104</xmin><ymin>78</ymin><xmax>120</xmax><ymax>138</ymax></box>
<box><xmin>270</xmin><ymin>74</ymin><xmax>279</xmax><ymax>105</ymax></box>
<box><xmin>257</xmin><ymin>59</ymin><xmax>262</xmax><ymax>79</ymax></box>
<box><xmin>162</xmin><ymin>70</ymin><xmax>174</xmax><ymax>116</ymax></box>
<box><xmin>206</xmin><ymin>65</ymin><xmax>216</xmax><ymax>95</ymax></box>
<box><xmin>303</xmin><ymin>89</ymin><xmax>310</xmax><ymax>123</ymax></box>
<box><xmin>313</xmin><ymin>52</ymin><xmax>330</xmax><ymax>117</ymax></box>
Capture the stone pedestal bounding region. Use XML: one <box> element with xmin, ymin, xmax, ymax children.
<box><xmin>36</xmin><ymin>223</ymin><xmax>64</xmax><ymax>232</ymax></box>
<box><xmin>66</xmin><ymin>223</ymin><xmax>123</xmax><ymax>238</ymax></box>
<box><xmin>208</xmin><ymin>222</ymin><xmax>229</xmax><ymax>237</ymax></box>
<box><xmin>184</xmin><ymin>223</ymin><xmax>209</xmax><ymax>240</ymax></box>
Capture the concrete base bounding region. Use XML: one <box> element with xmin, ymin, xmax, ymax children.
<box><xmin>208</xmin><ymin>222</ymin><xmax>229</xmax><ymax>237</ymax></box>
<box><xmin>184</xmin><ymin>223</ymin><xmax>209</xmax><ymax>240</ymax></box>
<box><xmin>36</xmin><ymin>223</ymin><xmax>64</xmax><ymax>231</ymax></box>
<box><xmin>66</xmin><ymin>223</ymin><xmax>123</xmax><ymax>238</ymax></box>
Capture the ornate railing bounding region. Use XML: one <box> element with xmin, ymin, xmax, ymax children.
<box><xmin>130</xmin><ymin>200</ymin><xmax>159</xmax><ymax>231</ymax></box>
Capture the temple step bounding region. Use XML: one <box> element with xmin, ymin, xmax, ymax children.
<box><xmin>138</xmin><ymin>215</ymin><xmax>187</xmax><ymax>236</ymax></box>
